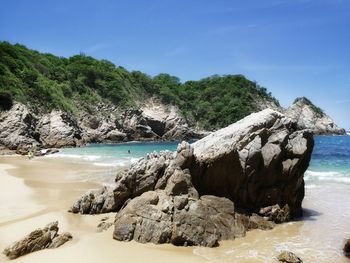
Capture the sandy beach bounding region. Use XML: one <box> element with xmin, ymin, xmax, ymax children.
<box><xmin>0</xmin><ymin>156</ymin><xmax>349</xmax><ymax>263</ymax></box>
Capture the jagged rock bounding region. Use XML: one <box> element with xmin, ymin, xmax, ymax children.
<box><xmin>69</xmin><ymin>186</ymin><xmax>117</xmax><ymax>214</ymax></box>
<box><xmin>72</xmin><ymin>109</ymin><xmax>313</xmax><ymax>220</ymax></box>
<box><xmin>141</xmin><ymin>100</ymin><xmax>200</xmax><ymax>140</ymax></box>
<box><xmin>284</xmin><ymin>97</ymin><xmax>345</xmax><ymax>135</ymax></box>
<box><xmin>259</xmin><ymin>204</ymin><xmax>290</xmax><ymax>223</ymax></box>
<box><xmin>189</xmin><ymin>109</ymin><xmax>313</xmax><ymax>217</ymax></box>
<box><xmin>36</xmin><ymin>110</ymin><xmax>82</xmax><ymax>148</ymax></box>
<box><xmin>277</xmin><ymin>251</ymin><xmax>303</xmax><ymax>263</ymax></box>
<box><xmin>70</xmin><ymin>109</ymin><xmax>314</xmax><ymax>247</ymax></box>
<box><xmin>344</xmin><ymin>239</ymin><xmax>350</xmax><ymax>258</ymax></box>
<box><xmin>2</xmin><ymin>222</ymin><xmax>72</xmax><ymax>259</ymax></box>
<box><xmin>0</xmin><ymin>103</ymin><xmax>38</xmax><ymax>151</ymax></box>
<box><xmin>48</xmin><ymin>232</ymin><xmax>72</xmax><ymax>249</ymax></box>
<box><xmin>113</xmin><ymin>169</ymin><xmax>246</xmax><ymax>247</ymax></box>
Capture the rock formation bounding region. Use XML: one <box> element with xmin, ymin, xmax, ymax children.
<box><xmin>284</xmin><ymin>97</ymin><xmax>345</xmax><ymax>135</ymax></box>
<box><xmin>0</xmin><ymin>99</ymin><xmax>201</xmax><ymax>153</ymax></box>
<box><xmin>2</xmin><ymin>222</ymin><xmax>72</xmax><ymax>259</ymax></box>
<box><xmin>0</xmin><ymin>103</ymin><xmax>38</xmax><ymax>151</ymax></box>
<box><xmin>70</xmin><ymin>109</ymin><xmax>314</xmax><ymax>247</ymax></box>
<box><xmin>36</xmin><ymin>110</ymin><xmax>83</xmax><ymax>148</ymax></box>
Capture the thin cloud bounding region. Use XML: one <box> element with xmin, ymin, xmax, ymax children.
<box><xmin>84</xmin><ymin>43</ymin><xmax>112</xmax><ymax>54</ymax></box>
<box><xmin>165</xmin><ymin>46</ymin><xmax>188</xmax><ymax>57</ymax></box>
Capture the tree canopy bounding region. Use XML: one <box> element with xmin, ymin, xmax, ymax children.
<box><xmin>0</xmin><ymin>41</ymin><xmax>279</xmax><ymax>130</ymax></box>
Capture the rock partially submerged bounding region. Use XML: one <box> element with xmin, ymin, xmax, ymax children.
<box><xmin>70</xmin><ymin>109</ymin><xmax>314</xmax><ymax>247</ymax></box>
<box><xmin>2</xmin><ymin>222</ymin><xmax>72</xmax><ymax>259</ymax></box>
<box><xmin>277</xmin><ymin>251</ymin><xmax>303</xmax><ymax>263</ymax></box>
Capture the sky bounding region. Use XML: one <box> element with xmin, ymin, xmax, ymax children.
<box><xmin>1</xmin><ymin>0</ymin><xmax>350</xmax><ymax>129</ymax></box>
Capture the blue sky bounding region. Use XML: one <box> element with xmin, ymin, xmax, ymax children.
<box><xmin>1</xmin><ymin>0</ymin><xmax>350</xmax><ymax>129</ymax></box>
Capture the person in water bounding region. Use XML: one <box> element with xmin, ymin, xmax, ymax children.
<box><xmin>27</xmin><ymin>150</ymin><xmax>34</xmax><ymax>159</ymax></box>
<box><xmin>128</xmin><ymin>149</ymin><xmax>131</xmax><ymax>154</ymax></box>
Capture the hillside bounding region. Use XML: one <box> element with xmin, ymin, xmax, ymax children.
<box><xmin>0</xmin><ymin>42</ymin><xmax>279</xmax><ymax>130</ymax></box>
<box><xmin>0</xmin><ymin>42</ymin><xmax>345</xmax><ymax>154</ymax></box>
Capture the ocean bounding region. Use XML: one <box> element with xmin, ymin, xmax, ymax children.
<box><xmin>48</xmin><ymin>136</ymin><xmax>350</xmax><ymax>187</ymax></box>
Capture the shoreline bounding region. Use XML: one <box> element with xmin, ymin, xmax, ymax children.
<box><xmin>0</xmin><ymin>156</ymin><xmax>349</xmax><ymax>262</ymax></box>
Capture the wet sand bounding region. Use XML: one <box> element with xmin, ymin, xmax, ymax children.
<box><xmin>0</xmin><ymin>156</ymin><xmax>349</xmax><ymax>262</ymax></box>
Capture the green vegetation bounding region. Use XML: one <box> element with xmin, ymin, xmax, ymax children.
<box><xmin>0</xmin><ymin>41</ymin><xmax>279</xmax><ymax>129</ymax></box>
<box><xmin>294</xmin><ymin>97</ymin><xmax>325</xmax><ymax>118</ymax></box>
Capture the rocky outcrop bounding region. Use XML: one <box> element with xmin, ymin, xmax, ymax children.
<box><xmin>0</xmin><ymin>100</ymin><xmax>201</xmax><ymax>153</ymax></box>
<box><xmin>0</xmin><ymin>103</ymin><xmax>39</xmax><ymax>151</ymax></box>
<box><xmin>344</xmin><ymin>239</ymin><xmax>350</xmax><ymax>258</ymax></box>
<box><xmin>37</xmin><ymin>110</ymin><xmax>82</xmax><ymax>148</ymax></box>
<box><xmin>277</xmin><ymin>251</ymin><xmax>303</xmax><ymax>263</ymax></box>
<box><xmin>70</xmin><ymin>109</ymin><xmax>313</xmax><ymax>247</ymax></box>
<box><xmin>2</xmin><ymin>222</ymin><xmax>72</xmax><ymax>259</ymax></box>
<box><xmin>284</xmin><ymin>97</ymin><xmax>345</xmax><ymax>135</ymax></box>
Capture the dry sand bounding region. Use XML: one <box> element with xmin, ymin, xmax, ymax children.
<box><xmin>0</xmin><ymin>156</ymin><xmax>349</xmax><ymax>263</ymax></box>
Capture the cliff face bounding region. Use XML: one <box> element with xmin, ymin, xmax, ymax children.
<box><xmin>0</xmin><ymin>96</ymin><xmax>345</xmax><ymax>154</ymax></box>
<box><xmin>283</xmin><ymin>97</ymin><xmax>346</xmax><ymax>135</ymax></box>
<box><xmin>0</xmin><ymin>100</ymin><xmax>203</xmax><ymax>153</ymax></box>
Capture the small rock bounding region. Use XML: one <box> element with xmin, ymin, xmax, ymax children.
<box><xmin>101</xmin><ymin>216</ymin><xmax>109</xmax><ymax>222</ymax></box>
<box><xmin>259</xmin><ymin>204</ymin><xmax>290</xmax><ymax>223</ymax></box>
<box><xmin>97</xmin><ymin>222</ymin><xmax>113</xmax><ymax>232</ymax></box>
<box><xmin>344</xmin><ymin>239</ymin><xmax>350</xmax><ymax>258</ymax></box>
<box><xmin>277</xmin><ymin>251</ymin><xmax>303</xmax><ymax>263</ymax></box>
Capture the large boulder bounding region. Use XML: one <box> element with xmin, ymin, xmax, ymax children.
<box><xmin>2</xmin><ymin>222</ymin><xmax>72</xmax><ymax>259</ymax></box>
<box><xmin>189</xmin><ymin>109</ymin><xmax>313</xmax><ymax>217</ymax></box>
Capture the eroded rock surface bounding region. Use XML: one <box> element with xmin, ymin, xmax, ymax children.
<box><xmin>2</xmin><ymin>222</ymin><xmax>72</xmax><ymax>259</ymax></box>
<box><xmin>70</xmin><ymin>109</ymin><xmax>314</xmax><ymax>247</ymax></box>
<box><xmin>0</xmin><ymin>103</ymin><xmax>38</xmax><ymax>151</ymax></box>
<box><xmin>190</xmin><ymin>109</ymin><xmax>313</xmax><ymax>217</ymax></box>
<box><xmin>37</xmin><ymin>110</ymin><xmax>82</xmax><ymax>148</ymax></box>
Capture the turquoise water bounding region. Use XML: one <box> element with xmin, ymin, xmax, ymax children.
<box><xmin>49</xmin><ymin>136</ymin><xmax>350</xmax><ymax>185</ymax></box>
<box><xmin>51</xmin><ymin>141</ymin><xmax>179</xmax><ymax>167</ymax></box>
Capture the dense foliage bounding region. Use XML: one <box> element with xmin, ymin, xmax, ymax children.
<box><xmin>0</xmin><ymin>41</ymin><xmax>279</xmax><ymax>129</ymax></box>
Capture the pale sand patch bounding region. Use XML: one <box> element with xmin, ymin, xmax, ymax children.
<box><xmin>0</xmin><ymin>163</ymin><xmax>44</xmax><ymax>224</ymax></box>
<box><xmin>0</xmin><ymin>156</ymin><xmax>349</xmax><ymax>262</ymax></box>
<box><xmin>0</xmin><ymin>157</ymin><xmax>202</xmax><ymax>263</ymax></box>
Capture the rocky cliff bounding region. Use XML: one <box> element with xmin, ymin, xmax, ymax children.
<box><xmin>0</xmin><ymin>100</ymin><xmax>203</xmax><ymax>154</ymax></box>
<box><xmin>283</xmin><ymin>97</ymin><xmax>345</xmax><ymax>135</ymax></box>
<box><xmin>70</xmin><ymin>109</ymin><xmax>313</xmax><ymax>247</ymax></box>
